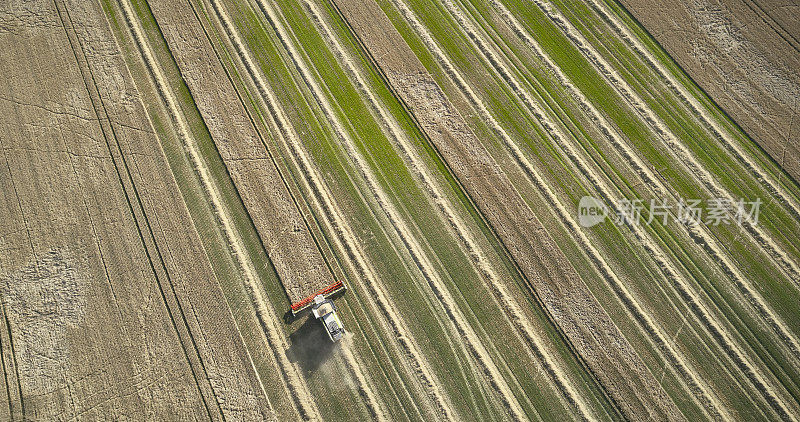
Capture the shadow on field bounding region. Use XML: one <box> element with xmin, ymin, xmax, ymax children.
<box><xmin>287</xmin><ymin>315</ymin><xmax>336</xmax><ymax>374</ymax></box>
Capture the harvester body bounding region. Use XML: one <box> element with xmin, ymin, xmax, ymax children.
<box><xmin>289</xmin><ymin>280</ymin><xmax>346</xmax><ymax>342</ymax></box>
<box><xmin>312</xmin><ymin>295</ymin><xmax>344</xmax><ymax>342</ymax></box>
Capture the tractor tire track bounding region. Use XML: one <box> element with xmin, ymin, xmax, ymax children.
<box><xmin>743</xmin><ymin>0</ymin><xmax>800</xmax><ymax>55</ymax></box>
<box><xmin>341</xmin><ymin>345</ymin><xmax>388</xmax><ymax>420</ymax></box>
<box><xmin>201</xmin><ymin>0</ymin><xmax>456</xmax><ymax>418</ymax></box>
<box><xmin>434</xmin><ymin>0</ymin><xmax>800</xmax><ymax>418</ymax></box>
<box><xmin>312</xmin><ymin>0</ymin><xmax>595</xmax><ymax>418</ymax></box>
<box><xmin>579</xmin><ymin>0</ymin><xmax>800</xmax><ymax>281</ymax></box>
<box><xmin>114</xmin><ymin>0</ymin><xmax>319</xmax><ymax>418</ymax></box>
<box><xmin>249</xmin><ymin>0</ymin><xmax>528</xmax><ymax>418</ymax></box>
<box><xmin>0</xmin><ymin>282</ymin><xmax>23</xmax><ymax>420</ymax></box>
<box><xmin>57</xmin><ymin>2</ymin><xmax>231</xmax><ymax>420</ymax></box>
<box><xmin>0</xmin><ymin>156</ymin><xmax>26</xmax><ymax>420</ymax></box>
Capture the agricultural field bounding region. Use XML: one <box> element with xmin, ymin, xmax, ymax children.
<box><xmin>0</xmin><ymin>0</ymin><xmax>798</xmax><ymax>420</ymax></box>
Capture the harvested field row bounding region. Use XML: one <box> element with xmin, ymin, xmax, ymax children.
<box><xmin>56</xmin><ymin>0</ymin><xmax>276</xmax><ymax>418</ymax></box>
<box><xmin>147</xmin><ymin>0</ymin><xmax>331</xmax><ymax>321</ymax></box>
<box><xmin>141</xmin><ymin>0</ymin><xmax>391</xmax><ymax>418</ymax></box>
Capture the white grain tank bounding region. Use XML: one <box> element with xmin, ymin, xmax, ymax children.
<box><xmin>311</xmin><ymin>295</ymin><xmax>344</xmax><ymax>342</ymax></box>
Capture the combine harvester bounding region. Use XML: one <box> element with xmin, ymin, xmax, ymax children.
<box><xmin>290</xmin><ymin>281</ymin><xmax>347</xmax><ymax>342</ymax></box>
<box><xmin>257</xmin><ymin>197</ymin><xmax>347</xmax><ymax>341</ymax></box>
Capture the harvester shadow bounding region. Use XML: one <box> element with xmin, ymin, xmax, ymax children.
<box><xmin>287</xmin><ymin>315</ymin><xmax>336</xmax><ymax>374</ymax></box>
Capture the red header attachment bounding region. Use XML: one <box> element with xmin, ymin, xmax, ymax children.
<box><xmin>290</xmin><ymin>281</ymin><xmax>346</xmax><ymax>314</ymax></box>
